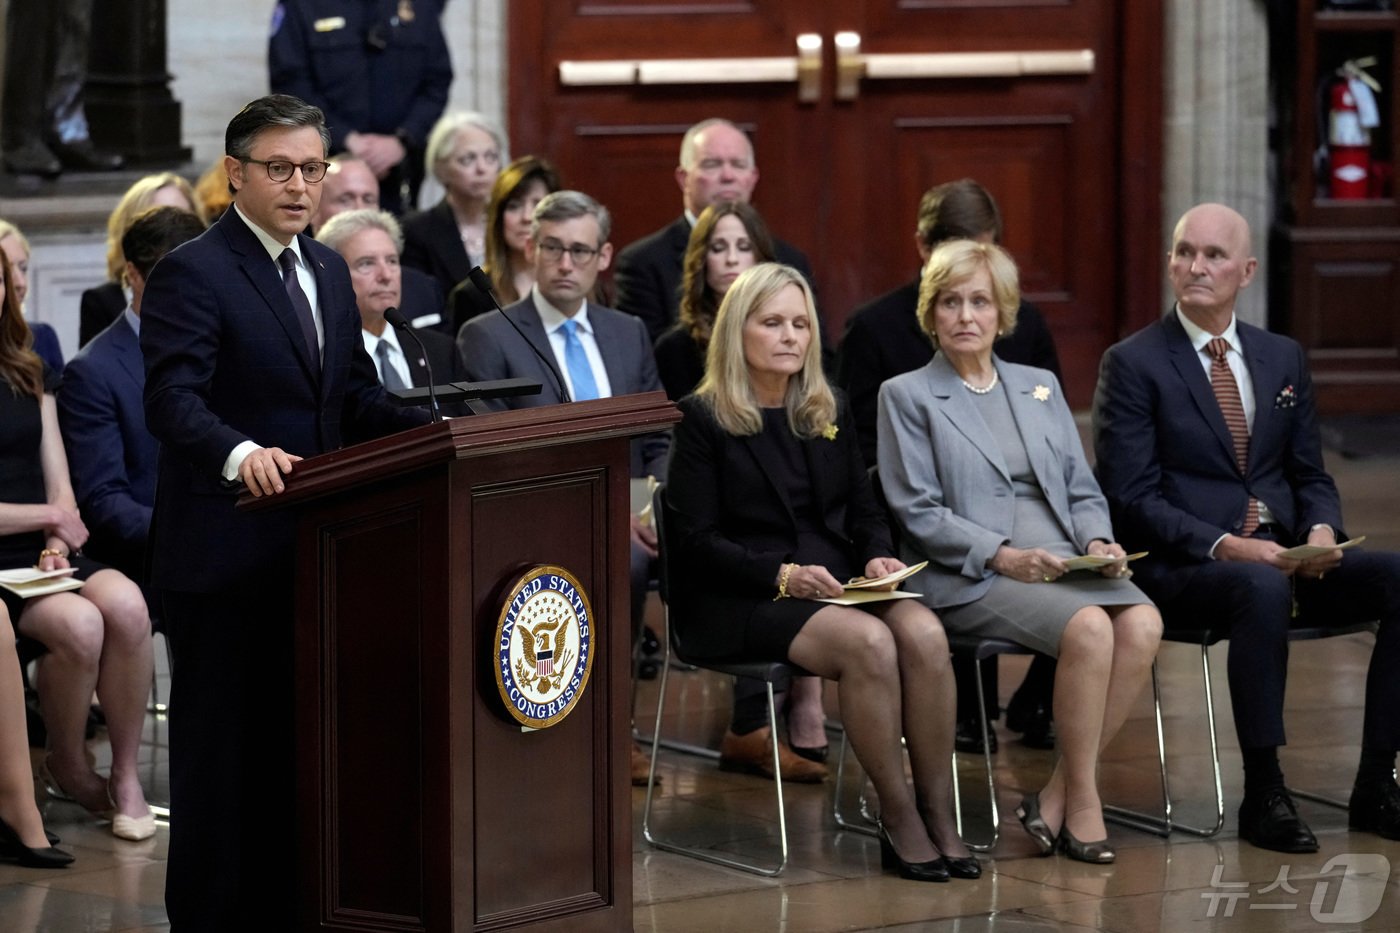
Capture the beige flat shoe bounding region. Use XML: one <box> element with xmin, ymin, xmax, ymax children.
<box><xmin>111</xmin><ymin>810</ymin><xmax>157</xmax><ymax>842</ymax></box>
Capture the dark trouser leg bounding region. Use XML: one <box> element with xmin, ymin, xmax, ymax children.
<box><xmin>731</xmin><ymin>677</ymin><xmax>770</xmax><ymax>734</ymax></box>
<box><xmin>952</xmin><ymin>654</ymin><xmax>998</xmax><ymax>721</ymax></box>
<box><xmin>1296</xmin><ymin>549</ymin><xmax>1400</xmax><ymax>752</ymax></box>
<box><xmin>1158</xmin><ymin>561</ymin><xmax>1292</xmax><ymax>750</ymax></box>
<box><xmin>162</xmin><ymin>586</ymin><xmax>294</xmax><ymax>933</ymax></box>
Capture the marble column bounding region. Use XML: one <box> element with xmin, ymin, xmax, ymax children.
<box><xmin>1162</xmin><ymin>1</ymin><xmax>1272</xmax><ymax>326</ymax></box>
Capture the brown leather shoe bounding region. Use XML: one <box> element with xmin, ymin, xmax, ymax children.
<box><xmin>631</xmin><ymin>743</ymin><xmax>659</xmax><ymax>786</ymax></box>
<box><xmin>719</xmin><ymin>727</ymin><xmax>827</xmax><ymax>783</ymax></box>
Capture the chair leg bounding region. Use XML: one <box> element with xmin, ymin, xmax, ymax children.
<box><xmin>1108</xmin><ymin>646</ymin><xmax>1224</xmax><ymax>837</ymax></box>
<box><xmin>641</xmin><ymin>615</ymin><xmax>789</xmax><ymax>877</ymax></box>
<box><xmin>950</xmin><ymin>656</ymin><xmax>1000</xmax><ymax>853</ymax></box>
<box><xmin>831</xmin><ymin>727</ymin><xmax>878</xmax><ymax>837</ymax></box>
<box><xmin>1105</xmin><ymin>661</ymin><xmax>1173</xmax><ymax>836</ymax></box>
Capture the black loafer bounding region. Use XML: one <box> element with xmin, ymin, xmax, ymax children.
<box><xmin>954</xmin><ymin>715</ymin><xmax>996</xmax><ymax>754</ymax></box>
<box><xmin>1239</xmin><ymin>788</ymin><xmax>1318</xmax><ymax>853</ymax></box>
<box><xmin>1349</xmin><ymin>781</ymin><xmax>1400</xmax><ymax>840</ymax></box>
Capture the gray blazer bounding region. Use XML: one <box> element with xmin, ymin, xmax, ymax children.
<box><xmin>877</xmin><ymin>352</ymin><xmax>1114</xmax><ymax>609</ymax></box>
<box><xmin>456</xmin><ymin>293</ymin><xmax>669</xmax><ymax>478</ymax></box>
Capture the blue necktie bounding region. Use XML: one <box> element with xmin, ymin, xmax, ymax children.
<box><xmin>560</xmin><ymin>319</ymin><xmax>599</xmax><ymax>401</ymax></box>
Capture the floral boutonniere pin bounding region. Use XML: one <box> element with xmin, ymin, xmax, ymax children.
<box><xmin>821</xmin><ymin>423</ymin><xmax>839</xmax><ymax>441</ymax></box>
<box><xmin>1274</xmin><ymin>385</ymin><xmax>1297</xmax><ymax>409</ymax></box>
<box><xmin>1032</xmin><ymin>384</ymin><xmax>1051</xmax><ymax>402</ymax></box>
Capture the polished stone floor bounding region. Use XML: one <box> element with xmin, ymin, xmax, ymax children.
<box><xmin>4</xmin><ymin>452</ymin><xmax>1400</xmax><ymax>932</ymax></box>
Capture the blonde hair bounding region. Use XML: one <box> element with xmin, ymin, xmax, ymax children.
<box><xmin>916</xmin><ymin>239</ymin><xmax>1020</xmax><ymax>346</ymax></box>
<box><xmin>105</xmin><ymin>173</ymin><xmax>204</xmax><ymax>283</ymax></box>
<box><xmin>695</xmin><ymin>263</ymin><xmax>834</xmax><ymax>437</ymax></box>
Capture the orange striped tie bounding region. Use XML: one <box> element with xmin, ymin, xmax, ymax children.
<box><xmin>1207</xmin><ymin>337</ymin><xmax>1259</xmax><ymax>535</ymax></box>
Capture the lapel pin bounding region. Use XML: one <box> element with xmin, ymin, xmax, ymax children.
<box><xmin>1033</xmin><ymin>384</ymin><xmax>1051</xmax><ymax>402</ymax></box>
<box><xmin>821</xmin><ymin>423</ymin><xmax>838</xmax><ymax>441</ymax></box>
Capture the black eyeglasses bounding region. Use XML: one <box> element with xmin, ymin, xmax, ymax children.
<box><xmin>536</xmin><ymin>240</ymin><xmax>601</xmax><ymax>264</ymax></box>
<box><xmin>243</xmin><ymin>159</ymin><xmax>330</xmax><ymax>184</ymax></box>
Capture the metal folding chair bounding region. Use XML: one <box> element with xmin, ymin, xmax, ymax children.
<box><xmin>641</xmin><ymin>485</ymin><xmax>805</xmax><ymax>876</ymax></box>
<box><xmin>1105</xmin><ymin>619</ymin><xmax>1379</xmax><ymax>838</ymax></box>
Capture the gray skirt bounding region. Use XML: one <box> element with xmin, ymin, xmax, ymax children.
<box><xmin>936</xmin><ymin>496</ymin><xmax>1152</xmax><ymax>657</ymax></box>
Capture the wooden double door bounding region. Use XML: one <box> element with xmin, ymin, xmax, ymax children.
<box><xmin>509</xmin><ymin>1</ymin><xmax>1163</xmax><ymax>404</ymax></box>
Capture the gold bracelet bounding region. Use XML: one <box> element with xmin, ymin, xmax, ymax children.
<box><xmin>775</xmin><ymin>563</ymin><xmax>794</xmax><ymax>601</ymax></box>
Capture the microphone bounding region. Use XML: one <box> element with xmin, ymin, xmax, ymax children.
<box><xmin>465</xmin><ymin>266</ymin><xmax>571</xmax><ymax>404</ymax></box>
<box><xmin>383</xmin><ymin>306</ymin><xmax>441</xmax><ymax>422</ymax></box>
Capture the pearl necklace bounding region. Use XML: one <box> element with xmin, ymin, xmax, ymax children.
<box><xmin>961</xmin><ymin>371</ymin><xmax>999</xmax><ymax>395</ymax></box>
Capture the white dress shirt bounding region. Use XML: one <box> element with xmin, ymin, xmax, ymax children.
<box><xmin>532</xmin><ymin>285</ymin><xmax>614</xmax><ymax>400</ymax></box>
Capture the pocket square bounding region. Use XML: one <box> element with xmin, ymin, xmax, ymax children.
<box><xmin>1274</xmin><ymin>385</ymin><xmax>1297</xmax><ymax>409</ymax></box>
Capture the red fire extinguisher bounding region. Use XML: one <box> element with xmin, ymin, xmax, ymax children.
<box><xmin>1326</xmin><ymin>59</ymin><xmax>1382</xmax><ymax>199</ymax></box>
<box><xmin>1329</xmin><ymin>80</ymin><xmax>1371</xmax><ymax>198</ymax></box>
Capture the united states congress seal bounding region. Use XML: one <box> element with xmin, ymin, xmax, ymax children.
<box><xmin>493</xmin><ymin>565</ymin><xmax>595</xmax><ymax>729</ymax></box>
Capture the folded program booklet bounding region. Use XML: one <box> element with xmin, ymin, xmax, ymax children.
<box><xmin>816</xmin><ymin>590</ymin><xmax>924</xmax><ymax>606</ymax></box>
<box><xmin>1062</xmin><ymin>551</ymin><xmax>1148</xmax><ymax>572</ymax></box>
<box><xmin>844</xmin><ymin>560</ymin><xmax>929</xmax><ymax>591</ymax></box>
<box><xmin>1277</xmin><ymin>536</ymin><xmax>1365</xmax><ymax>561</ymax></box>
<box><xmin>0</xmin><ymin>566</ymin><xmax>83</xmax><ymax>599</ymax></box>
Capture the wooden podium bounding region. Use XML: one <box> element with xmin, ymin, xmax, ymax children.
<box><xmin>246</xmin><ymin>394</ymin><xmax>678</xmax><ymax>932</ymax></box>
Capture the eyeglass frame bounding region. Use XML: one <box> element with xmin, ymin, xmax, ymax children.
<box><xmin>242</xmin><ymin>158</ymin><xmax>331</xmax><ymax>184</ymax></box>
<box><xmin>533</xmin><ymin>239</ymin><xmax>603</xmax><ymax>265</ymax></box>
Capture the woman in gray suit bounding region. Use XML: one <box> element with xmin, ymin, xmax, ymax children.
<box><xmin>877</xmin><ymin>241</ymin><xmax>1161</xmax><ymax>864</ymax></box>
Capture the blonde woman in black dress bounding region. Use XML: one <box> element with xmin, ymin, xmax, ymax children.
<box><xmin>667</xmin><ymin>263</ymin><xmax>976</xmax><ymax>882</ymax></box>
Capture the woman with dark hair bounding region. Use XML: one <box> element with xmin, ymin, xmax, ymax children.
<box><xmin>0</xmin><ymin>249</ymin><xmax>156</xmax><ymax>843</ymax></box>
<box><xmin>667</xmin><ymin>262</ymin><xmax>975</xmax><ymax>882</ymax></box>
<box><xmin>481</xmin><ymin>155</ymin><xmax>561</xmax><ymax>306</ymax></box>
<box><xmin>654</xmin><ymin>202</ymin><xmax>776</xmax><ymax>402</ymax></box>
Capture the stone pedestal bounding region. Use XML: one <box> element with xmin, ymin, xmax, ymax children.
<box><xmin>86</xmin><ymin>0</ymin><xmax>191</xmax><ymax>165</ymax></box>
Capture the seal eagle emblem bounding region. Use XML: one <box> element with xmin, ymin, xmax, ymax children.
<box><xmin>493</xmin><ymin>565</ymin><xmax>595</xmax><ymax>729</ymax></box>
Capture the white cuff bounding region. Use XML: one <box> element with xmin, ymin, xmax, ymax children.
<box><xmin>222</xmin><ymin>441</ymin><xmax>260</xmax><ymax>482</ymax></box>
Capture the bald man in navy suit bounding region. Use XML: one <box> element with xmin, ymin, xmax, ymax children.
<box><xmin>1093</xmin><ymin>202</ymin><xmax>1400</xmax><ymax>853</ymax></box>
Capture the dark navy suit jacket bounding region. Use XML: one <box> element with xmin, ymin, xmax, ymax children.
<box><xmin>57</xmin><ymin>312</ymin><xmax>155</xmax><ymax>577</ymax></box>
<box><xmin>456</xmin><ymin>293</ymin><xmax>670</xmax><ymax>479</ymax></box>
<box><xmin>141</xmin><ymin>207</ymin><xmax>425</xmax><ymax>593</ymax></box>
<box><xmin>1092</xmin><ymin>310</ymin><xmax>1344</xmax><ymax>601</ymax></box>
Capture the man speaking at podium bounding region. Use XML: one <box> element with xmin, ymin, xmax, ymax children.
<box><xmin>141</xmin><ymin>95</ymin><xmax>428</xmax><ymax>930</ymax></box>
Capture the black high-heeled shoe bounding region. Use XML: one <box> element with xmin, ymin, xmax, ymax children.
<box><xmin>0</xmin><ymin>816</ymin><xmax>74</xmax><ymax>869</ymax></box>
<box><xmin>876</xmin><ymin>822</ymin><xmax>949</xmax><ymax>882</ymax></box>
<box><xmin>943</xmin><ymin>853</ymin><xmax>983</xmax><ymax>880</ymax></box>
<box><xmin>1057</xmin><ymin>825</ymin><xmax>1115</xmax><ymax>864</ymax></box>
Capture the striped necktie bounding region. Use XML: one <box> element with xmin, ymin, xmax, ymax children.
<box><xmin>1207</xmin><ymin>337</ymin><xmax>1259</xmax><ymax>535</ymax></box>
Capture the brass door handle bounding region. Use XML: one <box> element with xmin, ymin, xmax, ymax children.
<box><xmin>560</xmin><ymin>34</ymin><xmax>824</xmax><ymax>104</ymax></box>
<box><xmin>834</xmin><ymin>30</ymin><xmax>1094</xmax><ymax>101</ymax></box>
